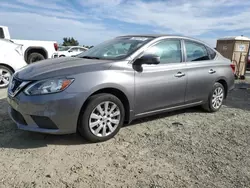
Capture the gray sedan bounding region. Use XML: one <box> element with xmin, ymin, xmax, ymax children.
<box><xmin>7</xmin><ymin>35</ymin><xmax>235</xmax><ymax>142</ymax></box>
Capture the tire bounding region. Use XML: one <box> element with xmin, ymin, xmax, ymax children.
<box><xmin>27</xmin><ymin>53</ymin><xmax>45</xmax><ymax>64</ymax></box>
<box><xmin>0</xmin><ymin>65</ymin><xmax>14</xmax><ymax>89</ymax></box>
<box><xmin>78</xmin><ymin>94</ymin><xmax>125</xmax><ymax>142</ymax></box>
<box><xmin>202</xmin><ymin>82</ymin><xmax>225</xmax><ymax>112</ymax></box>
<box><xmin>59</xmin><ymin>55</ymin><xmax>66</xmax><ymax>57</ymax></box>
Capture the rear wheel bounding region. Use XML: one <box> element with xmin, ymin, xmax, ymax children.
<box><xmin>202</xmin><ymin>82</ymin><xmax>225</xmax><ymax>112</ymax></box>
<box><xmin>78</xmin><ymin>94</ymin><xmax>125</xmax><ymax>142</ymax></box>
<box><xmin>28</xmin><ymin>52</ymin><xmax>45</xmax><ymax>64</ymax></box>
<box><xmin>0</xmin><ymin>65</ymin><xmax>14</xmax><ymax>88</ymax></box>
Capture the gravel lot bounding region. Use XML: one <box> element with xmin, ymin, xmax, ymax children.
<box><xmin>0</xmin><ymin>86</ymin><xmax>250</xmax><ymax>188</ymax></box>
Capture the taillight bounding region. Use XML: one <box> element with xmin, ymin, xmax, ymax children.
<box><xmin>230</xmin><ymin>64</ymin><xmax>235</xmax><ymax>73</ymax></box>
<box><xmin>54</xmin><ymin>43</ymin><xmax>58</xmax><ymax>51</ymax></box>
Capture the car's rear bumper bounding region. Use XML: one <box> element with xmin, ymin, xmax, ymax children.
<box><xmin>7</xmin><ymin>91</ymin><xmax>87</xmax><ymax>135</ymax></box>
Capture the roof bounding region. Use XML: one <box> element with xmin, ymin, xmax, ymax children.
<box><xmin>217</xmin><ymin>36</ymin><xmax>250</xmax><ymax>41</ymax></box>
<box><xmin>116</xmin><ymin>34</ymin><xmax>213</xmax><ymax>47</ymax></box>
<box><xmin>116</xmin><ymin>34</ymin><xmax>206</xmax><ymax>42</ymax></box>
<box><xmin>117</xmin><ymin>34</ymin><xmax>183</xmax><ymax>38</ymax></box>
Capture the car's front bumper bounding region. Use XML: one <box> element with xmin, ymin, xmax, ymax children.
<box><xmin>7</xmin><ymin>90</ymin><xmax>87</xmax><ymax>135</ymax></box>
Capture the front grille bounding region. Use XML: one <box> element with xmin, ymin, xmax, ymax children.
<box><xmin>10</xmin><ymin>108</ymin><xmax>27</xmax><ymax>125</ymax></box>
<box><xmin>11</xmin><ymin>77</ymin><xmax>22</xmax><ymax>93</ymax></box>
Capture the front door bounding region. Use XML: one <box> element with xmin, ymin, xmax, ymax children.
<box><xmin>134</xmin><ymin>39</ymin><xmax>187</xmax><ymax>116</ymax></box>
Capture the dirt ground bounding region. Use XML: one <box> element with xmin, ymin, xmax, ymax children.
<box><xmin>0</xmin><ymin>87</ymin><xmax>250</xmax><ymax>188</ymax></box>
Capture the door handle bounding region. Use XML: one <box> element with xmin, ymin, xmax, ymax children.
<box><xmin>208</xmin><ymin>69</ymin><xmax>216</xmax><ymax>74</ymax></box>
<box><xmin>174</xmin><ymin>72</ymin><xmax>185</xmax><ymax>77</ymax></box>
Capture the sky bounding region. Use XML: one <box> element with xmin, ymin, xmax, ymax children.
<box><xmin>1</xmin><ymin>0</ymin><xmax>250</xmax><ymax>47</ymax></box>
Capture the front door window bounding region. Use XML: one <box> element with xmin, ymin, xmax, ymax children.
<box><xmin>144</xmin><ymin>39</ymin><xmax>182</xmax><ymax>64</ymax></box>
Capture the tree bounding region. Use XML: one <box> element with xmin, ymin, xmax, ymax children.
<box><xmin>62</xmin><ymin>37</ymin><xmax>79</xmax><ymax>46</ymax></box>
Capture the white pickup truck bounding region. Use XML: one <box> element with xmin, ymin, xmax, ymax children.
<box><xmin>0</xmin><ymin>26</ymin><xmax>58</xmax><ymax>64</ymax></box>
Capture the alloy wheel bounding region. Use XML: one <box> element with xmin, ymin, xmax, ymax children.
<box><xmin>212</xmin><ymin>87</ymin><xmax>224</xmax><ymax>109</ymax></box>
<box><xmin>89</xmin><ymin>101</ymin><xmax>121</xmax><ymax>137</ymax></box>
<box><xmin>0</xmin><ymin>68</ymin><xmax>12</xmax><ymax>87</ymax></box>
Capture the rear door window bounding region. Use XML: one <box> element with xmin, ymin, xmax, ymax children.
<box><xmin>206</xmin><ymin>46</ymin><xmax>217</xmax><ymax>59</ymax></box>
<box><xmin>71</xmin><ymin>48</ymin><xmax>79</xmax><ymax>52</ymax></box>
<box><xmin>184</xmin><ymin>40</ymin><xmax>210</xmax><ymax>62</ymax></box>
<box><xmin>79</xmin><ymin>48</ymin><xmax>87</xmax><ymax>52</ymax></box>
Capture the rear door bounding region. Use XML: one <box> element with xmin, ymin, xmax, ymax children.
<box><xmin>134</xmin><ymin>38</ymin><xmax>187</xmax><ymax>116</ymax></box>
<box><xmin>183</xmin><ymin>39</ymin><xmax>219</xmax><ymax>104</ymax></box>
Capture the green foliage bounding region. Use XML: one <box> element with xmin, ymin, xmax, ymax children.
<box><xmin>62</xmin><ymin>37</ymin><xmax>79</xmax><ymax>46</ymax></box>
<box><xmin>62</xmin><ymin>37</ymin><xmax>94</xmax><ymax>48</ymax></box>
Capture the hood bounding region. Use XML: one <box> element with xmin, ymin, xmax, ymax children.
<box><xmin>15</xmin><ymin>57</ymin><xmax>113</xmax><ymax>80</ymax></box>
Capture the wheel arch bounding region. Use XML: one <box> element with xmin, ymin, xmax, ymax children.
<box><xmin>215</xmin><ymin>77</ymin><xmax>228</xmax><ymax>98</ymax></box>
<box><xmin>24</xmin><ymin>47</ymin><xmax>48</xmax><ymax>62</ymax></box>
<box><xmin>0</xmin><ymin>63</ymin><xmax>15</xmax><ymax>73</ymax></box>
<box><xmin>78</xmin><ymin>87</ymin><xmax>131</xmax><ymax>127</ymax></box>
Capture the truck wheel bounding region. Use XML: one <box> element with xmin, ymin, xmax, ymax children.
<box><xmin>28</xmin><ymin>53</ymin><xmax>45</xmax><ymax>64</ymax></box>
<box><xmin>0</xmin><ymin>65</ymin><xmax>14</xmax><ymax>88</ymax></box>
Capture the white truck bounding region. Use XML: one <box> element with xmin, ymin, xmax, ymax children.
<box><xmin>0</xmin><ymin>26</ymin><xmax>58</xmax><ymax>64</ymax></box>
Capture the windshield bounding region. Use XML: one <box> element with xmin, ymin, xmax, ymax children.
<box><xmin>59</xmin><ymin>46</ymin><xmax>71</xmax><ymax>51</ymax></box>
<box><xmin>76</xmin><ymin>36</ymin><xmax>154</xmax><ymax>60</ymax></box>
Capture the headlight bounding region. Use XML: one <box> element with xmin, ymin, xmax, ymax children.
<box><xmin>24</xmin><ymin>78</ymin><xmax>74</xmax><ymax>95</ymax></box>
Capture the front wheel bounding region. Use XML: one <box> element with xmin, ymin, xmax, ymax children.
<box><xmin>0</xmin><ymin>65</ymin><xmax>14</xmax><ymax>88</ymax></box>
<box><xmin>78</xmin><ymin>94</ymin><xmax>125</xmax><ymax>142</ymax></box>
<box><xmin>202</xmin><ymin>82</ymin><xmax>225</xmax><ymax>112</ymax></box>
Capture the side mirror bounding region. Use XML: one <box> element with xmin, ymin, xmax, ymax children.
<box><xmin>68</xmin><ymin>50</ymin><xmax>72</xmax><ymax>53</ymax></box>
<box><xmin>134</xmin><ymin>54</ymin><xmax>160</xmax><ymax>65</ymax></box>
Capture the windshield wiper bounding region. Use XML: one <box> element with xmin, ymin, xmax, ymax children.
<box><xmin>80</xmin><ymin>56</ymin><xmax>100</xmax><ymax>59</ymax></box>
